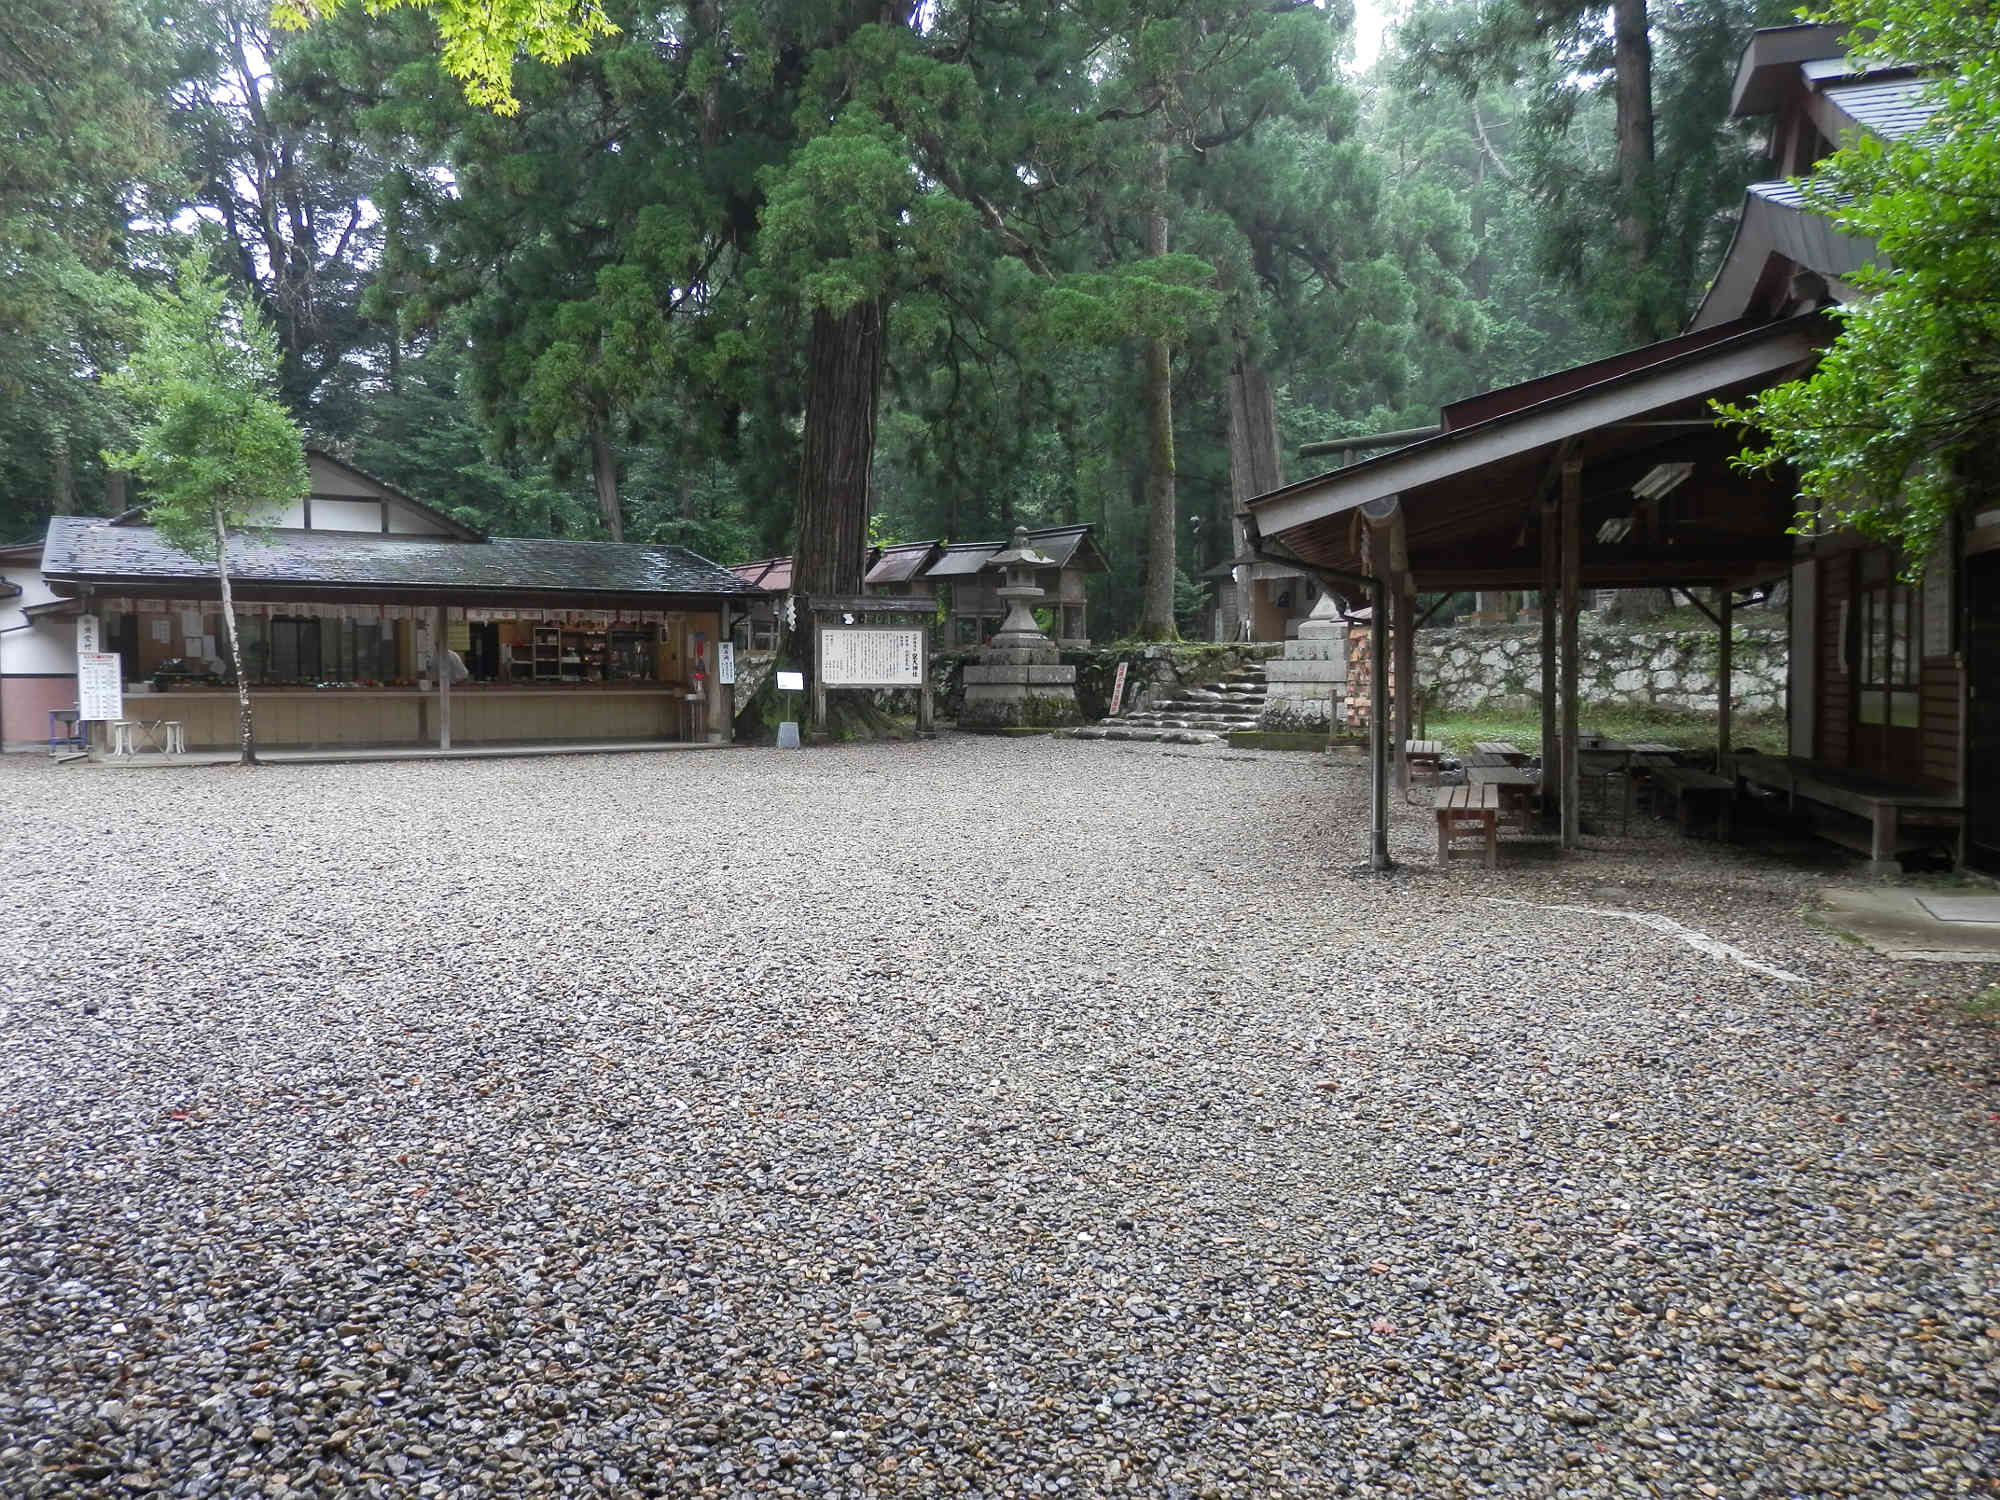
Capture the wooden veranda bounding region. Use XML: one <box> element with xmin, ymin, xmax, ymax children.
<box><xmin>1244</xmin><ymin>314</ymin><xmax>1832</xmax><ymax>866</ymax></box>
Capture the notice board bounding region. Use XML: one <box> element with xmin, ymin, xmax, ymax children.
<box><xmin>78</xmin><ymin>652</ymin><xmax>125</xmax><ymax>721</ymax></box>
<box><xmin>819</xmin><ymin>627</ymin><xmax>924</xmax><ymax>687</ymax></box>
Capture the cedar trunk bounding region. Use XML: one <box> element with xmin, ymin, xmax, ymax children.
<box><xmin>1224</xmin><ymin>353</ymin><xmax>1285</xmax><ymax>641</ymax></box>
<box><xmin>589</xmin><ymin>425</ymin><xmax>624</xmax><ymax>542</ymax></box>
<box><xmin>790</xmin><ymin>300</ymin><xmax>884</xmax><ymax>600</ymax></box>
<box><xmin>1136</xmin><ymin>138</ymin><xmax>1178</xmax><ymax>641</ymax></box>
<box><xmin>213</xmin><ymin>501</ymin><xmax>257</xmax><ymax>765</ymax></box>
<box><xmin>1612</xmin><ymin>0</ymin><xmax>1657</xmax><ymax>325</ymax></box>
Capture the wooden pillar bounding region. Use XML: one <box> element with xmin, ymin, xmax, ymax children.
<box><xmin>435</xmin><ymin>605</ymin><xmax>451</xmax><ymax>751</ymax></box>
<box><xmin>1560</xmin><ymin>460</ymin><xmax>1582</xmax><ymax>848</ymax></box>
<box><xmin>1717</xmin><ymin>585</ymin><xmax>1733</xmax><ymax>765</ymax></box>
<box><xmin>1539</xmin><ymin>498</ymin><xmax>1559</xmax><ymax>823</ymax></box>
<box><xmin>918</xmin><ymin>622</ymin><xmax>936</xmax><ymax>738</ymax></box>
<box><xmin>1369</xmin><ymin>577</ymin><xmax>1391</xmax><ymax>870</ymax></box>
<box><xmin>1391</xmin><ymin>582</ymin><xmax>1413</xmax><ymax>792</ymax></box>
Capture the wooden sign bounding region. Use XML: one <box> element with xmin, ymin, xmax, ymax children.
<box><xmin>1108</xmin><ymin>659</ymin><xmax>1130</xmax><ymax>716</ymax></box>
<box><xmin>78</xmin><ymin>652</ymin><xmax>124</xmax><ymax>721</ymax></box>
<box><xmin>76</xmin><ymin>614</ymin><xmax>101</xmax><ymax>655</ymax></box>
<box><xmin>819</xmin><ymin>626</ymin><xmax>924</xmax><ymax>687</ymax></box>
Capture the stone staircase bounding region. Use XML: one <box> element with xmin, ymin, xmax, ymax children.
<box><xmin>1068</xmin><ymin>664</ymin><xmax>1268</xmax><ymax>745</ymax></box>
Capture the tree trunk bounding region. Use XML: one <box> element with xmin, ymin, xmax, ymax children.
<box><xmin>1612</xmin><ymin>0</ymin><xmax>1656</xmax><ymax>321</ymax></box>
<box><xmin>790</xmin><ymin>299</ymin><xmax>884</xmax><ymax>600</ymax></box>
<box><xmin>1224</xmin><ymin>352</ymin><xmax>1284</xmax><ymax>642</ymax></box>
<box><xmin>51</xmin><ymin>435</ymin><xmax>76</xmax><ymax>515</ymax></box>
<box><xmin>1137</xmin><ymin>138</ymin><xmax>1178</xmax><ymax>641</ymax></box>
<box><xmin>589</xmin><ymin>424</ymin><xmax>624</xmax><ymax>542</ymax></box>
<box><xmin>213</xmin><ymin>502</ymin><xmax>256</xmax><ymax>766</ymax></box>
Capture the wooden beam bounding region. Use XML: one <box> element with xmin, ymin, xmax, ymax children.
<box><xmin>1561</xmin><ymin>458</ymin><xmax>1582</xmax><ymax>849</ymax></box>
<box><xmin>1717</xmin><ymin>585</ymin><xmax>1733</xmax><ymax>763</ymax></box>
<box><xmin>1392</xmin><ymin>583</ymin><xmax>1413</xmax><ymax>792</ymax></box>
<box><xmin>436</xmin><ymin>604</ymin><xmax>451</xmax><ymax>751</ymax></box>
<box><xmin>1370</xmin><ymin>576</ymin><xmax>1391</xmax><ymax>870</ymax></box>
<box><xmin>1540</xmin><ymin>497</ymin><xmax>1559</xmax><ymax>824</ymax></box>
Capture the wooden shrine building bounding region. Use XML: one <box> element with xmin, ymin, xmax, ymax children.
<box><xmin>1246</xmin><ymin>24</ymin><xmax>1994</xmax><ymax>871</ymax></box>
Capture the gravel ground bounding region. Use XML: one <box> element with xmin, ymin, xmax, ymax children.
<box><xmin>2</xmin><ymin>735</ymin><xmax>1997</xmax><ymax>1500</ymax></box>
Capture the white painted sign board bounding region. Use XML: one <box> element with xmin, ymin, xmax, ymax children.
<box><xmin>819</xmin><ymin>627</ymin><xmax>924</xmax><ymax>688</ymax></box>
<box><xmin>78</xmin><ymin>652</ymin><xmax>124</xmax><ymax>721</ymax></box>
<box><xmin>776</xmin><ymin>670</ymin><xmax>805</xmax><ymax>692</ymax></box>
<box><xmin>718</xmin><ymin>641</ymin><xmax>736</xmax><ymax>685</ymax></box>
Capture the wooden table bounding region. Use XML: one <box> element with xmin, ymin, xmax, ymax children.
<box><xmin>1469</xmin><ymin>765</ymin><xmax>1537</xmax><ymax>829</ymax></box>
<box><xmin>1435</xmin><ymin>783</ymin><xmax>1501</xmax><ymax>868</ymax></box>
<box><xmin>1652</xmin><ymin>766</ymin><xmax>1735</xmax><ymax>840</ymax></box>
<box><xmin>1577</xmin><ymin>749</ymin><xmax>1636</xmax><ymax>834</ymax></box>
<box><xmin>1473</xmin><ymin>740</ymin><xmax>1530</xmax><ymax>766</ymax></box>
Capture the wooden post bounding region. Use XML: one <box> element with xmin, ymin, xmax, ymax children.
<box><xmin>1539</xmin><ymin>497</ymin><xmax>1559</xmax><ymax>823</ymax></box>
<box><xmin>808</xmin><ymin>609</ymin><xmax>828</xmax><ymax>741</ymax></box>
<box><xmin>1716</xmin><ymin>585</ymin><xmax>1733</xmax><ymax>766</ymax></box>
<box><xmin>918</xmin><ymin>622</ymin><xmax>936</xmax><ymax>738</ymax></box>
<box><xmin>1369</xmin><ymin>577</ymin><xmax>1391</xmax><ymax>870</ymax></box>
<box><xmin>1560</xmin><ymin>460</ymin><xmax>1582</xmax><ymax>849</ymax></box>
<box><xmin>436</xmin><ymin>604</ymin><xmax>451</xmax><ymax>751</ymax></box>
<box><xmin>1391</xmin><ymin>582</ymin><xmax>1414</xmax><ymax>793</ymax></box>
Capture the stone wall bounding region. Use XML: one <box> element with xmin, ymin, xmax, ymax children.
<box><xmin>935</xmin><ymin>643</ymin><xmax>1282</xmax><ymax>722</ymax></box>
<box><xmin>1414</xmin><ymin>620</ymin><xmax>1787</xmax><ymax>716</ymax></box>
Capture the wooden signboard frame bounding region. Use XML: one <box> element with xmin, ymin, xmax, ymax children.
<box><xmin>802</xmin><ymin>596</ymin><xmax>936</xmax><ymax>741</ymax></box>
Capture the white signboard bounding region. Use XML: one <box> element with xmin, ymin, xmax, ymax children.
<box><xmin>819</xmin><ymin>627</ymin><xmax>924</xmax><ymax>688</ymax></box>
<box><xmin>76</xmin><ymin>614</ymin><xmax>102</xmax><ymax>655</ymax></box>
<box><xmin>718</xmin><ymin>641</ymin><xmax>736</xmax><ymax>685</ymax></box>
<box><xmin>78</xmin><ymin>652</ymin><xmax>124</xmax><ymax>721</ymax></box>
<box><xmin>776</xmin><ymin>670</ymin><xmax>805</xmax><ymax>693</ymax></box>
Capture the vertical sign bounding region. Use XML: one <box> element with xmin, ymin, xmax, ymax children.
<box><xmin>76</xmin><ymin>613</ymin><xmax>101</xmax><ymax>656</ymax></box>
<box><xmin>718</xmin><ymin>641</ymin><xmax>736</xmax><ymax>685</ymax></box>
<box><xmin>1108</xmin><ymin>659</ymin><xmax>1130</xmax><ymax>717</ymax></box>
<box><xmin>78</xmin><ymin>653</ymin><xmax>124</xmax><ymax>721</ymax></box>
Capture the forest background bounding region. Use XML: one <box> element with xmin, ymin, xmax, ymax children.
<box><xmin>3</xmin><ymin>0</ymin><xmax>1796</xmax><ymax>639</ymax></box>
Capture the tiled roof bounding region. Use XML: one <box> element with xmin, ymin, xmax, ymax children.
<box><xmin>924</xmin><ymin>542</ymin><xmax>1003</xmax><ymax>578</ymax></box>
<box><xmin>39</xmin><ymin>517</ymin><xmax>758</xmax><ymax>598</ymax></box>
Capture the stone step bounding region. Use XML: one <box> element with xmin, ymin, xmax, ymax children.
<box><xmin>1121</xmin><ymin>716</ymin><xmax>1260</xmax><ymax>732</ymax></box>
<box><xmin>1067</xmin><ymin>726</ymin><xmax>1222</xmax><ymax>745</ymax></box>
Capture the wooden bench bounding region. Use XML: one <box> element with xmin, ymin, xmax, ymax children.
<box><xmin>1435</xmin><ymin>783</ymin><xmax>1501</xmax><ymax>868</ymax></box>
<box><xmin>1469</xmin><ymin>765</ymin><xmax>1537</xmax><ymax>829</ymax></box>
<box><xmin>1651</xmin><ymin>766</ymin><xmax>1735</xmax><ymax>840</ymax></box>
<box><xmin>1473</xmin><ymin>740</ymin><xmax>1530</xmax><ymax>766</ymax></box>
<box><xmin>1725</xmin><ymin>754</ymin><xmax>1961</xmax><ymax>872</ymax></box>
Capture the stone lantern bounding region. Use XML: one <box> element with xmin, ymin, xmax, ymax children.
<box><xmin>959</xmin><ymin>526</ymin><xmax>1081</xmax><ymax>730</ymax></box>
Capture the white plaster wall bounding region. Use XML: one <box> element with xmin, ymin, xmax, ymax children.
<box><xmin>312</xmin><ymin>497</ymin><xmax>383</xmax><ymax>532</ymax></box>
<box><xmin>1</xmin><ymin>564</ymin><xmax>77</xmax><ymax>674</ymax></box>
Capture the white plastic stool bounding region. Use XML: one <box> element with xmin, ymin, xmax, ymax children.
<box><xmin>109</xmin><ymin>721</ymin><xmax>139</xmax><ymax>756</ymax></box>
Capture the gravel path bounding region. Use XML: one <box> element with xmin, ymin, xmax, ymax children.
<box><xmin>2</xmin><ymin>737</ymin><xmax>1996</xmax><ymax>1499</ymax></box>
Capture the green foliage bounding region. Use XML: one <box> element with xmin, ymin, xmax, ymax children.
<box><xmin>1173</xmin><ymin>568</ymin><xmax>1211</xmax><ymax>637</ymax></box>
<box><xmin>1719</xmin><ymin>0</ymin><xmax>2000</xmax><ymax>572</ymax></box>
<box><xmin>272</xmin><ymin>0</ymin><xmax>617</xmax><ymax>117</ymax></box>
<box><xmin>101</xmin><ymin>247</ymin><xmax>309</xmax><ymax>558</ymax></box>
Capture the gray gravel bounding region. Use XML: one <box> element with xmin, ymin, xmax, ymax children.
<box><xmin>2</xmin><ymin>736</ymin><xmax>1997</xmax><ymax>1499</ymax></box>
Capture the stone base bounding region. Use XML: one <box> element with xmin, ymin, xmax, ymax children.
<box><xmin>960</xmin><ymin>689</ymin><xmax>1082</xmax><ymax>730</ymax></box>
<box><xmin>1259</xmin><ymin>694</ymin><xmax>1341</xmax><ymax>733</ymax></box>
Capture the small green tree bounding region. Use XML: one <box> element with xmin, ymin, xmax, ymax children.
<box><xmin>104</xmin><ymin>247</ymin><xmax>309</xmax><ymax>764</ymax></box>
<box><xmin>1719</xmin><ymin>0</ymin><xmax>2000</xmax><ymax>570</ymax></box>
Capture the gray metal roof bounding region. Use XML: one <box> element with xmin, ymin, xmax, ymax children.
<box><xmin>864</xmin><ymin>541</ymin><xmax>941</xmax><ymax>585</ymax></box>
<box><xmin>924</xmin><ymin>542</ymin><xmax>1003</xmax><ymax>578</ymax></box>
<box><xmin>1821</xmin><ymin>75</ymin><xmax>1939</xmax><ymax>140</ymax></box>
<box><xmin>39</xmin><ymin>516</ymin><xmax>759</xmax><ymax>599</ymax></box>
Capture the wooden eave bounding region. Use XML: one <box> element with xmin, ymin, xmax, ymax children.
<box><xmin>1247</xmin><ymin>313</ymin><xmax>1831</xmax><ymax>593</ymax></box>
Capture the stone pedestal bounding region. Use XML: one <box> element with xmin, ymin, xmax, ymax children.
<box><xmin>960</xmin><ymin>528</ymin><xmax>1081</xmax><ymax>731</ymax></box>
<box><xmin>1260</xmin><ymin>595</ymin><xmax>1347</xmax><ymax>732</ymax></box>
